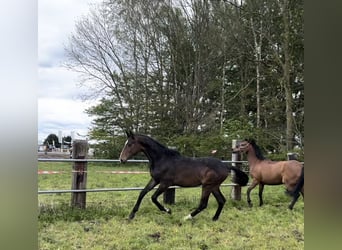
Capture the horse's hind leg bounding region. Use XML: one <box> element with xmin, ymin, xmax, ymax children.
<box><xmin>211</xmin><ymin>187</ymin><xmax>226</xmax><ymax>221</ymax></box>
<box><xmin>184</xmin><ymin>186</ymin><xmax>211</xmax><ymax>220</ymax></box>
<box><xmin>151</xmin><ymin>183</ymin><xmax>172</xmax><ymax>214</ymax></box>
<box><xmin>288</xmin><ymin>191</ymin><xmax>300</xmax><ymax>210</ymax></box>
<box><xmin>129</xmin><ymin>178</ymin><xmax>158</xmax><ymax>220</ymax></box>
<box><xmin>258</xmin><ymin>184</ymin><xmax>264</xmax><ymax>206</ymax></box>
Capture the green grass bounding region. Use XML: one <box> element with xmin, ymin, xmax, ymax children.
<box><xmin>38</xmin><ymin>162</ymin><xmax>304</xmax><ymax>250</ymax></box>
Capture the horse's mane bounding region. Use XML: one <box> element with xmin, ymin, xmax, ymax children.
<box><xmin>137</xmin><ymin>134</ymin><xmax>181</xmax><ymax>157</ymax></box>
<box><xmin>246</xmin><ymin>139</ymin><xmax>265</xmax><ymax>160</ymax></box>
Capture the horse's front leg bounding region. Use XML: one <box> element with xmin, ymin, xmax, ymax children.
<box><xmin>258</xmin><ymin>183</ymin><xmax>264</xmax><ymax>206</ymax></box>
<box><xmin>129</xmin><ymin>178</ymin><xmax>158</xmax><ymax>220</ymax></box>
<box><xmin>246</xmin><ymin>179</ymin><xmax>258</xmax><ymax>207</ymax></box>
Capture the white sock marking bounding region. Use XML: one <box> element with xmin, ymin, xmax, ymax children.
<box><xmin>119</xmin><ymin>140</ymin><xmax>128</xmax><ymax>160</ymax></box>
<box><xmin>183</xmin><ymin>214</ymin><xmax>193</xmax><ymax>221</ymax></box>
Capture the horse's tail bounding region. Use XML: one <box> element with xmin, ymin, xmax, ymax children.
<box><xmin>286</xmin><ymin>166</ymin><xmax>304</xmax><ymax>197</ymax></box>
<box><xmin>229</xmin><ymin>166</ymin><xmax>249</xmax><ymax>186</ymax></box>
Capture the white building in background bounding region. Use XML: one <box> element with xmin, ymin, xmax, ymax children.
<box><xmin>71</xmin><ymin>131</ymin><xmax>75</xmax><ymax>140</ymax></box>
<box><xmin>38</xmin><ymin>144</ymin><xmax>46</xmax><ymax>152</ymax></box>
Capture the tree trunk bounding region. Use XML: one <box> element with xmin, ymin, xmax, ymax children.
<box><xmin>250</xmin><ymin>17</ymin><xmax>263</xmax><ymax>128</ymax></box>
<box><xmin>220</xmin><ymin>55</ymin><xmax>226</xmax><ymax>134</ymax></box>
<box><xmin>281</xmin><ymin>0</ymin><xmax>293</xmax><ymax>150</ymax></box>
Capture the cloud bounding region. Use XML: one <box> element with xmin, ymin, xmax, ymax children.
<box><xmin>38</xmin><ymin>0</ymin><xmax>99</xmax><ymax>68</ymax></box>
<box><xmin>38</xmin><ymin>98</ymin><xmax>95</xmax><ymax>142</ymax></box>
<box><xmin>39</xmin><ymin>66</ymin><xmax>85</xmax><ymax>99</ymax></box>
<box><xmin>38</xmin><ymin>0</ymin><xmax>103</xmax><ymax>143</ymax></box>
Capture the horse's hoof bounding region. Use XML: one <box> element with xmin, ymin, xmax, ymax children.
<box><xmin>183</xmin><ymin>214</ymin><xmax>193</xmax><ymax>221</ymax></box>
<box><xmin>128</xmin><ymin>213</ymin><xmax>135</xmax><ymax>220</ymax></box>
<box><xmin>165</xmin><ymin>208</ymin><xmax>172</xmax><ymax>214</ymax></box>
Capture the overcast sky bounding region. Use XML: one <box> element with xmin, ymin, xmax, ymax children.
<box><xmin>38</xmin><ymin>0</ymin><xmax>103</xmax><ymax>143</ymax></box>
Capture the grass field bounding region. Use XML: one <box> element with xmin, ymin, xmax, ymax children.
<box><xmin>38</xmin><ymin>162</ymin><xmax>304</xmax><ymax>250</ymax></box>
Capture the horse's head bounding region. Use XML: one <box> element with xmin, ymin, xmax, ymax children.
<box><xmin>119</xmin><ymin>130</ymin><xmax>144</xmax><ymax>163</ymax></box>
<box><xmin>233</xmin><ymin>139</ymin><xmax>252</xmax><ymax>153</ymax></box>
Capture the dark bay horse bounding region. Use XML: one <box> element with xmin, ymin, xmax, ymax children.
<box><xmin>119</xmin><ymin>131</ymin><xmax>249</xmax><ymax>221</ymax></box>
<box><xmin>233</xmin><ymin>139</ymin><xmax>304</xmax><ymax>210</ymax></box>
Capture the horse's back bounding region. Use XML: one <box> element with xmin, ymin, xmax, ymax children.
<box><xmin>192</xmin><ymin>157</ymin><xmax>229</xmax><ymax>172</ymax></box>
<box><xmin>284</xmin><ymin>160</ymin><xmax>303</xmax><ymax>181</ymax></box>
<box><xmin>255</xmin><ymin>162</ymin><xmax>283</xmax><ymax>184</ymax></box>
<box><xmin>252</xmin><ymin>160</ymin><xmax>290</xmax><ymax>184</ymax></box>
<box><xmin>194</xmin><ymin>157</ymin><xmax>230</xmax><ymax>183</ymax></box>
<box><xmin>165</xmin><ymin>156</ymin><xmax>228</xmax><ymax>186</ymax></box>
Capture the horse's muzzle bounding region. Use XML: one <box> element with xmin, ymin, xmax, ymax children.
<box><xmin>120</xmin><ymin>158</ymin><xmax>126</xmax><ymax>163</ymax></box>
<box><xmin>232</xmin><ymin>147</ymin><xmax>240</xmax><ymax>153</ymax></box>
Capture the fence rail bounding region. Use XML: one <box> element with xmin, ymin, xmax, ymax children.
<box><xmin>38</xmin><ymin>183</ymin><xmax>239</xmax><ymax>195</ymax></box>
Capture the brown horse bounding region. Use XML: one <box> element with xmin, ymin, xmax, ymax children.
<box><xmin>233</xmin><ymin>139</ymin><xmax>304</xmax><ymax>209</ymax></box>
<box><xmin>119</xmin><ymin>131</ymin><xmax>249</xmax><ymax>221</ymax></box>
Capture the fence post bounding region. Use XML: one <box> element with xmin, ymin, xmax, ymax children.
<box><xmin>231</xmin><ymin>139</ymin><xmax>242</xmax><ymax>200</ymax></box>
<box><xmin>71</xmin><ymin>140</ymin><xmax>88</xmax><ymax>208</ymax></box>
<box><xmin>287</xmin><ymin>152</ymin><xmax>298</xmax><ymax>160</ymax></box>
<box><xmin>163</xmin><ymin>188</ymin><xmax>175</xmax><ymax>205</ymax></box>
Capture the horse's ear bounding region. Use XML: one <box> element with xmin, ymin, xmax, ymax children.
<box><xmin>247</xmin><ymin>138</ymin><xmax>255</xmax><ymax>144</ymax></box>
<box><xmin>125</xmin><ymin>130</ymin><xmax>135</xmax><ymax>139</ymax></box>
